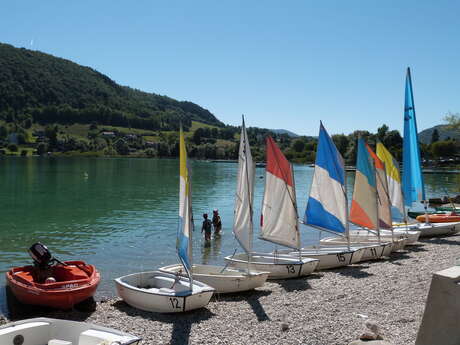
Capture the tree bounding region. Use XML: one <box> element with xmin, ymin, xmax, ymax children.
<box><xmin>292</xmin><ymin>139</ymin><xmax>305</xmax><ymax>153</ymax></box>
<box><xmin>192</xmin><ymin>128</ymin><xmax>203</xmax><ymax>145</ymax></box>
<box><xmin>7</xmin><ymin>143</ymin><xmax>18</xmax><ymax>152</ymax></box>
<box><xmin>45</xmin><ymin>125</ymin><xmax>58</xmax><ymax>148</ymax></box>
<box><xmin>444</xmin><ymin>112</ymin><xmax>460</xmax><ymax>129</ymax></box>
<box><xmin>115</xmin><ymin>139</ymin><xmax>130</xmax><ymax>155</ymax></box>
<box><xmin>431</xmin><ymin>129</ymin><xmax>440</xmax><ymax>144</ymax></box>
<box><xmin>377</xmin><ymin>124</ymin><xmax>389</xmax><ymax>142</ymax></box>
<box><xmin>332</xmin><ymin>134</ymin><xmax>349</xmax><ymax>157</ymax></box>
<box><xmin>36</xmin><ymin>142</ymin><xmax>48</xmax><ymax>155</ymax></box>
<box><xmin>0</xmin><ymin>125</ymin><xmax>7</xmax><ymax>139</ymax></box>
<box><xmin>431</xmin><ymin>140</ymin><xmax>457</xmax><ymax>158</ymax></box>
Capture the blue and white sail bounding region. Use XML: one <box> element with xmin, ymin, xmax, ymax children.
<box><xmin>177</xmin><ymin>126</ymin><xmax>193</xmax><ymax>276</ymax></box>
<box><xmin>402</xmin><ymin>67</ymin><xmax>426</xmax><ymax>207</ymax></box>
<box><xmin>305</xmin><ymin>123</ymin><xmax>347</xmax><ymax>234</ymax></box>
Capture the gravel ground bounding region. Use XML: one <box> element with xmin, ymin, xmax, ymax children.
<box><xmin>1</xmin><ymin>235</ymin><xmax>459</xmax><ymax>345</ymax></box>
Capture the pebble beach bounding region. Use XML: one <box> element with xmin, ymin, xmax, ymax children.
<box><xmin>1</xmin><ymin>235</ymin><xmax>459</xmax><ymax>345</ymax></box>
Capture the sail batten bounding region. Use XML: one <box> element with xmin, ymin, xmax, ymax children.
<box><xmin>260</xmin><ymin>137</ymin><xmax>300</xmax><ymax>250</ymax></box>
<box><xmin>178</xmin><ymin>127</ymin><xmax>193</xmax><ymax>271</ymax></box>
<box><xmin>233</xmin><ymin>118</ymin><xmax>255</xmax><ymax>253</ymax></box>
<box><xmin>305</xmin><ymin>123</ymin><xmax>347</xmax><ymax>234</ymax></box>
<box><xmin>402</xmin><ymin>67</ymin><xmax>426</xmax><ymax>207</ymax></box>
<box><xmin>350</xmin><ymin>138</ymin><xmax>378</xmax><ymax>229</ymax></box>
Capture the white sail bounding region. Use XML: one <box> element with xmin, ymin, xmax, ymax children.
<box><xmin>233</xmin><ymin>117</ymin><xmax>255</xmax><ymax>253</ymax></box>
<box><xmin>260</xmin><ymin>136</ymin><xmax>300</xmax><ymax>250</ymax></box>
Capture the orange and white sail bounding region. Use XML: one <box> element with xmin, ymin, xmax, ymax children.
<box><xmin>260</xmin><ymin>137</ymin><xmax>300</xmax><ymax>250</ymax></box>
<box><xmin>366</xmin><ymin>143</ymin><xmax>392</xmax><ymax>229</ymax></box>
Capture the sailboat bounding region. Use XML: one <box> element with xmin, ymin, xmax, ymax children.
<box><xmin>114</xmin><ymin>127</ymin><xmax>215</xmax><ymax>313</ymax></box>
<box><xmin>321</xmin><ymin>137</ymin><xmax>393</xmax><ymax>259</ymax></box>
<box><xmin>160</xmin><ymin>120</ymin><xmax>269</xmax><ymax>293</ymax></box>
<box><xmin>225</xmin><ymin>133</ymin><xmax>319</xmax><ymax>279</ymax></box>
<box><xmin>376</xmin><ymin>142</ymin><xmax>420</xmax><ymax>244</ymax></box>
<box><xmin>0</xmin><ymin>318</ymin><xmax>141</xmax><ymax>345</ymax></box>
<box><xmin>401</xmin><ymin>67</ymin><xmax>460</xmax><ymax>237</ymax></box>
<box><xmin>275</xmin><ymin>124</ymin><xmax>369</xmax><ymax>269</ymax></box>
<box><xmin>341</xmin><ymin>141</ymin><xmax>408</xmax><ymax>251</ymax></box>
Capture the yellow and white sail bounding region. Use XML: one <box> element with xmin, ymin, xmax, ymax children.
<box><xmin>376</xmin><ymin>142</ymin><xmax>405</xmax><ymax>219</ymax></box>
<box><xmin>178</xmin><ymin>126</ymin><xmax>193</xmax><ymax>270</ymax></box>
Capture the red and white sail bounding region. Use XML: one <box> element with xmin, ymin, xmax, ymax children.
<box><xmin>260</xmin><ymin>137</ymin><xmax>300</xmax><ymax>250</ymax></box>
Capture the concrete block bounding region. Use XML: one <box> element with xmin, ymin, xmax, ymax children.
<box><xmin>415</xmin><ymin>265</ymin><xmax>460</xmax><ymax>345</ymax></box>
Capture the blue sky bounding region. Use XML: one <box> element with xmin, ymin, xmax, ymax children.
<box><xmin>1</xmin><ymin>1</ymin><xmax>459</xmax><ymax>136</ymax></box>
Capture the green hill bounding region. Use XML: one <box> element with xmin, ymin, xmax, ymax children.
<box><xmin>0</xmin><ymin>42</ymin><xmax>223</xmax><ymax>131</ymax></box>
<box><xmin>418</xmin><ymin>124</ymin><xmax>460</xmax><ymax>144</ymax></box>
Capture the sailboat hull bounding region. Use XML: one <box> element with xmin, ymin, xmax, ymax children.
<box><xmin>158</xmin><ymin>264</ymin><xmax>268</xmax><ymax>293</ymax></box>
<box><xmin>319</xmin><ymin>239</ymin><xmax>393</xmax><ymax>261</ymax></box>
<box><xmin>224</xmin><ymin>253</ymin><xmax>319</xmax><ymax>279</ymax></box>
<box><xmin>114</xmin><ymin>271</ymin><xmax>214</xmax><ymax>313</ymax></box>
<box><xmin>416</xmin><ymin>222</ymin><xmax>460</xmax><ymax>237</ymax></box>
<box><xmin>274</xmin><ymin>247</ymin><xmax>366</xmax><ymax>270</ymax></box>
<box><xmin>0</xmin><ymin>318</ymin><xmax>141</xmax><ymax>345</ymax></box>
<box><xmin>346</xmin><ymin>230</ymin><xmax>408</xmax><ymax>251</ymax></box>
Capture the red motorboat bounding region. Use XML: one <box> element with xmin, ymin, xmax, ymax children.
<box><xmin>6</xmin><ymin>243</ymin><xmax>100</xmax><ymax>309</ymax></box>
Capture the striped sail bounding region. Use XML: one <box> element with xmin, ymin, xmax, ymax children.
<box><xmin>350</xmin><ymin>138</ymin><xmax>378</xmax><ymax>229</ymax></box>
<box><xmin>376</xmin><ymin>142</ymin><xmax>405</xmax><ymax>219</ymax></box>
<box><xmin>260</xmin><ymin>136</ymin><xmax>300</xmax><ymax>250</ymax></box>
<box><xmin>177</xmin><ymin>127</ymin><xmax>193</xmax><ymax>271</ymax></box>
<box><xmin>366</xmin><ymin>143</ymin><xmax>392</xmax><ymax>229</ymax></box>
<box><xmin>233</xmin><ymin>117</ymin><xmax>255</xmax><ymax>253</ymax></box>
<box><xmin>305</xmin><ymin>123</ymin><xmax>347</xmax><ymax>234</ymax></box>
<box><xmin>402</xmin><ymin>67</ymin><xmax>426</xmax><ymax>207</ymax></box>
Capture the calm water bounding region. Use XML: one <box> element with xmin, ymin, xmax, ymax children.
<box><xmin>1</xmin><ymin>157</ymin><xmax>459</xmax><ymax>313</ymax></box>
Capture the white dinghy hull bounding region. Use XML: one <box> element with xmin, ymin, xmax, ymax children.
<box><xmin>416</xmin><ymin>222</ymin><xmax>460</xmax><ymax>238</ymax></box>
<box><xmin>115</xmin><ymin>271</ymin><xmax>214</xmax><ymax>313</ymax></box>
<box><xmin>319</xmin><ymin>238</ymin><xmax>393</xmax><ymax>261</ymax></box>
<box><xmin>159</xmin><ymin>264</ymin><xmax>269</xmax><ymax>293</ymax></box>
<box><xmin>0</xmin><ymin>317</ymin><xmax>141</xmax><ymax>345</ymax></box>
<box><xmin>347</xmin><ymin>230</ymin><xmax>408</xmax><ymax>251</ymax></box>
<box><xmin>224</xmin><ymin>253</ymin><xmax>319</xmax><ymax>279</ymax></box>
<box><xmin>275</xmin><ymin>246</ymin><xmax>366</xmax><ymax>270</ymax></box>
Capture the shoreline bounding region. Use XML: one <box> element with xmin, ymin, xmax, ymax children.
<box><xmin>2</xmin><ymin>235</ymin><xmax>459</xmax><ymax>344</ymax></box>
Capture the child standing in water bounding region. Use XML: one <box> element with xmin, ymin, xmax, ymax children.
<box><xmin>201</xmin><ymin>213</ymin><xmax>212</xmax><ymax>242</ymax></box>
<box><xmin>212</xmin><ymin>209</ymin><xmax>222</xmax><ymax>235</ymax></box>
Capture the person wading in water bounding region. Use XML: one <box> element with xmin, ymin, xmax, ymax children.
<box><xmin>212</xmin><ymin>209</ymin><xmax>222</xmax><ymax>236</ymax></box>
<box><xmin>201</xmin><ymin>213</ymin><xmax>212</xmax><ymax>242</ymax></box>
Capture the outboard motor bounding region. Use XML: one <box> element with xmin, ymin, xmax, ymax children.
<box><xmin>28</xmin><ymin>242</ymin><xmax>53</xmax><ymax>269</ymax></box>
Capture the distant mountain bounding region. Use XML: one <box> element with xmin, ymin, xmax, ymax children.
<box><xmin>0</xmin><ymin>42</ymin><xmax>223</xmax><ymax>131</ymax></box>
<box><xmin>270</xmin><ymin>129</ymin><xmax>299</xmax><ymax>137</ymax></box>
<box><xmin>419</xmin><ymin>125</ymin><xmax>460</xmax><ymax>144</ymax></box>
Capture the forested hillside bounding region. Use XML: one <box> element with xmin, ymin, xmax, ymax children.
<box><xmin>0</xmin><ymin>43</ymin><xmax>222</xmax><ymax>131</ymax></box>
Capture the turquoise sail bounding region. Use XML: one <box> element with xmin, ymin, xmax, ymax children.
<box><xmin>402</xmin><ymin>67</ymin><xmax>425</xmax><ymax>207</ymax></box>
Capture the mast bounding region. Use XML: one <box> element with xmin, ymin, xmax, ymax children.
<box><xmin>243</xmin><ymin>116</ymin><xmax>253</xmax><ymax>257</ymax></box>
<box><xmin>344</xmin><ymin>170</ymin><xmax>351</xmax><ymax>250</ymax></box>
<box><xmin>290</xmin><ymin>164</ymin><xmax>303</xmax><ymax>260</ymax></box>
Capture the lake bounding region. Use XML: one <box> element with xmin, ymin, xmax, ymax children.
<box><xmin>1</xmin><ymin>157</ymin><xmax>459</xmax><ymax>313</ymax></box>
